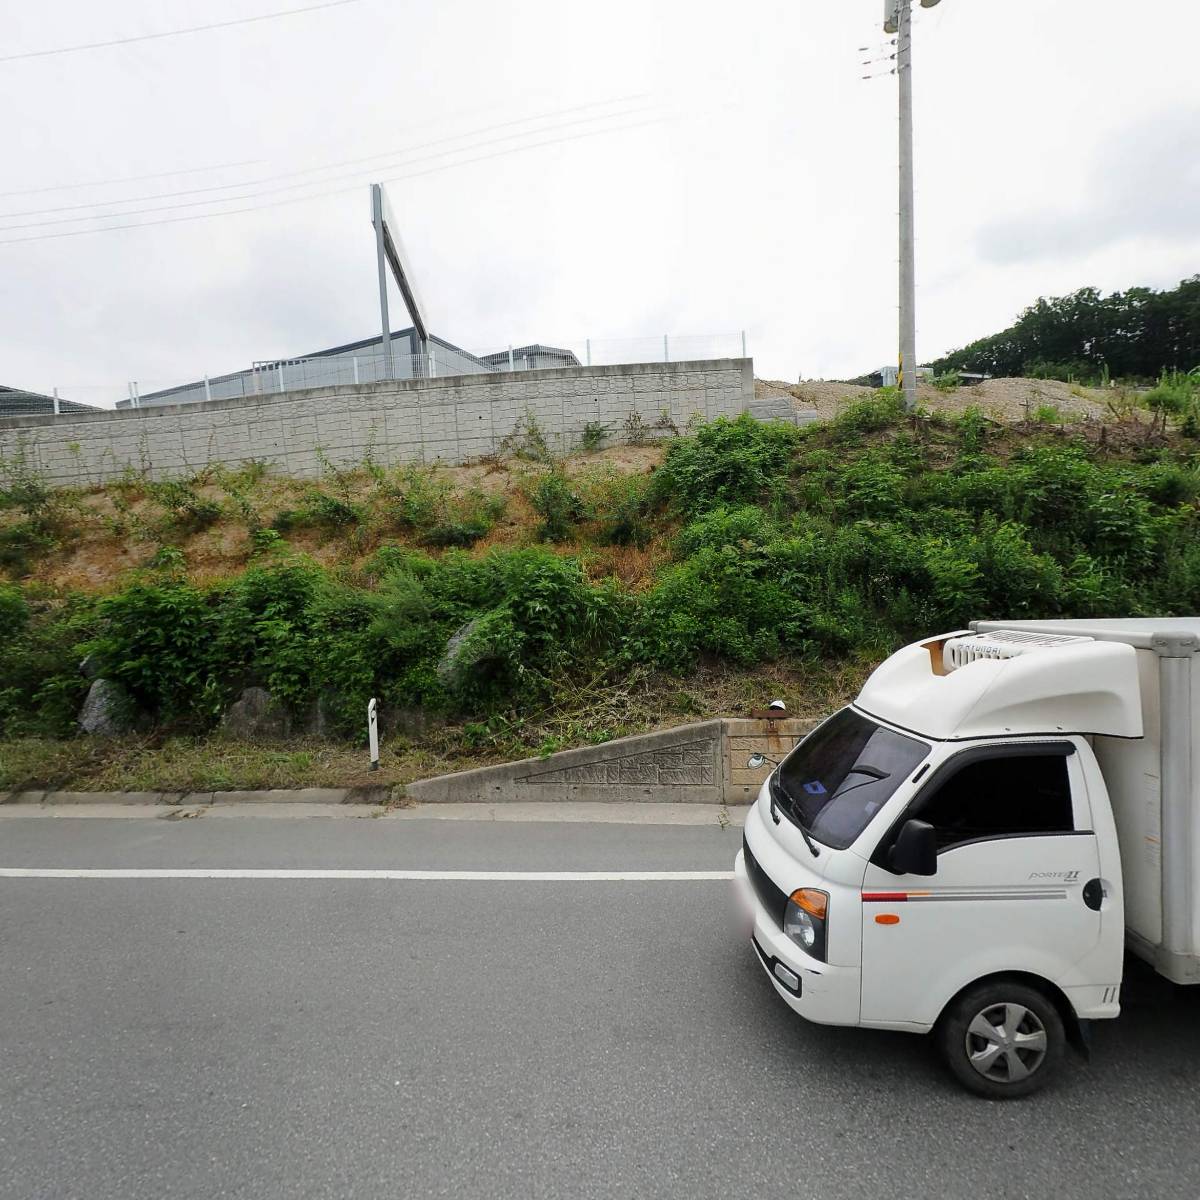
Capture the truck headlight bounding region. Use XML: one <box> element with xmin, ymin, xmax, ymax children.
<box><xmin>784</xmin><ymin>888</ymin><xmax>828</xmax><ymax>962</ymax></box>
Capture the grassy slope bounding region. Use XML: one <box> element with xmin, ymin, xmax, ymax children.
<box><xmin>1</xmin><ymin>389</ymin><xmax>1195</xmax><ymax>792</ymax></box>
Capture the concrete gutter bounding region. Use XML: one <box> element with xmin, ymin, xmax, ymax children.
<box><xmin>0</xmin><ymin>801</ymin><xmax>743</xmax><ymax>826</ymax></box>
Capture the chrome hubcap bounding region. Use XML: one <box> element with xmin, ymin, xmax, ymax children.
<box><xmin>964</xmin><ymin>1002</ymin><xmax>1048</xmax><ymax>1083</ymax></box>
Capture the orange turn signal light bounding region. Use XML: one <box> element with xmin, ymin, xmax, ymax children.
<box><xmin>789</xmin><ymin>888</ymin><xmax>828</xmax><ymax>920</ymax></box>
<box><xmin>875</xmin><ymin>913</ymin><xmax>900</xmax><ymax>926</ymax></box>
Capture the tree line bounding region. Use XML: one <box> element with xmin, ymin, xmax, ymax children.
<box><xmin>929</xmin><ymin>276</ymin><xmax>1200</xmax><ymax>382</ymax></box>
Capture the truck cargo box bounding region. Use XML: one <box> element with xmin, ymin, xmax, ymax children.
<box><xmin>974</xmin><ymin>618</ymin><xmax>1200</xmax><ymax>984</ymax></box>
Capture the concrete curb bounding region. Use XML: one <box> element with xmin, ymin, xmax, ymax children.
<box><xmin>0</xmin><ymin>786</ymin><xmax>393</xmax><ymax>807</ymax></box>
<box><xmin>0</xmin><ymin>716</ymin><xmax>820</xmax><ymax>809</ymax></box>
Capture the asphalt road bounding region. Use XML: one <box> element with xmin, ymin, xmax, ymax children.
<box><xmin>2</xmin><ymin>812</ymin><xmax>1199</xmax><ymax>1200</ymax></box>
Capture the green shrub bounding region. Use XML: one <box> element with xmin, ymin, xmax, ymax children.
<box><xmin>528</xmin><ymin>470</ymin><xmax>586</xmax><ymax>542</ymax></box>
<box><xmin>146</xmin><ymin>479</ymin><xmax>223</xmax><ymax>535</ymax></box>
<box><xmin>87</xmin><ymin>581</ymin><xmax>220</xmax><ymax>725</ymax></box>
<box><xmin>1144</xmin><ymin>369</ymin><xmax>1198</xmax><ymax>416</ymax></box>
<box><xmin>579</xmin><ymin>422</ymin><xmax>610</xmax><ymax>453</ymax></box>
<box><xmin>381</xmin><ymin>467</ymin><xmax>505</xmax><ymax>547</ymax></box>
<box><xmin>584</xmin><ymin>470</ymin><xmax>653</xmax><ymax>547</ymax></box>
<box><xmin>676</xmin><ymin>506</ymin><xmax>776</xmax><ymax>556</ymax></box>
<box><xmin>956</xmin><ymin>407</ymin><xmax>990</xmax><ymax>456</ymax></box>
<box><xmin>651</xmin><ymin>413</ymin><xmax>801</xmax><ymax>516</ymax></box>
<box><xmin>0</xmin><ymin>588</ymin><xmax>96</xmax><ymax>737</ymax></box>
<box><xmin>830</xmin><ymin>391</ymin><xmax>906</xmax><ymax>441</ymax></box>
<box><xmin>0</xmin><ymin>522</ymin><xmax>58</xmax><ymax>578</ymax></box>
<box><xmin>0</xmin><ymin>452</ymin><xmax>75</xmax><ymax>575</ymax></box>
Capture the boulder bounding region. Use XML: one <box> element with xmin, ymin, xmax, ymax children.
<box><xmin>219</xmin><ymin>686</ymin><xmax>292</xmax><ymax>739</ymax></box>
<box><xmin>78</xmin><ymin>678</ymin><xmax>132</xmax><ymax>736</ymax></box>
<box><xmin>297</xmin><ymin>693</ymin><xmax>337</xmax><ymax>739</ymax></box>
<box><xmin>78</xmin><ymin>653</ymin><xmax>101</xmax><ymax>680</ymax></box>
<box><xmin>436</xmin><ymin>617</ymin><xmax>495</xmax><ymax>692</ymax></box>
<box><xmin>383</xmin><ymin>705</ymin><xmax>442</xmax><ymax>738</ymax></box>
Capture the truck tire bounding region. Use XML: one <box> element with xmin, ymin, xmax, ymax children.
<box><xmin>937</xmin><ymin>980</ymin><xmax>1066</xmax><ymax>1099</ymax></box>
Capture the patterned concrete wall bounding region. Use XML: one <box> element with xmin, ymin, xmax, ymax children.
<box><xmin>0</xmin><ymin>359</ymin><xmax>753</xmax><ymax>487</ymax></box>
<box><xmin>407</xmin><ymin>717</ymin><xmax>817</xmax><ymax>805</ymax></box>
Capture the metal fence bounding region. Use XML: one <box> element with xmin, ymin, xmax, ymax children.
<box><xmin>3</xmin><ymin>331</ymin><xmax>750</xmax><ymax>414</ymax></box>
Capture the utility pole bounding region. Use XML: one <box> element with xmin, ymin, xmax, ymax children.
<box><xmin>885</xmin><ymin>0</ymin><xmax>940</xmax><ymax>411</ymax></box>
<box><xmin>371</xmin><ymin>184</ymin><xmax>393</xmax><ymax>381</ymax></box>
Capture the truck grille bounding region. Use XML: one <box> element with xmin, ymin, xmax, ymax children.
<box><xmin>743</xmin><ymin>836</ymin><xmax>788</xmax><ymax>930</ymax></box>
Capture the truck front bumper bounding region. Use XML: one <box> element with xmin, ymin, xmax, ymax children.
<box><xmin>734</xmin><ymin>848</ymin><xmax>861</xmax><ymax>1026</ymax></box>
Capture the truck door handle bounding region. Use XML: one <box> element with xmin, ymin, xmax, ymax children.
<box><xmin>1082</xmin><ymin>878</ymin><xmax>1104</xmax><ymax>911</ymax></box>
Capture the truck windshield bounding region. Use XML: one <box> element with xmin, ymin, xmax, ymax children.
<box><xmin>774</xmin><ymin>708</ymin><xmax>929</xmax><ymax>849</ymax></box>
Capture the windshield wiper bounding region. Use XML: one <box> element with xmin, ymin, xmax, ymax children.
<box><xmin>770</xmin><ymin>775</ymin><xmax>820</xmax><ymax>858</ymax></box>
<box><xmin>834</xmin><ymin>764</ymin><xmax>891</xmax><ymax>797</ymax></box>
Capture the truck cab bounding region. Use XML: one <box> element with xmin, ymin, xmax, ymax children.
<box><xmin>735</xmin><ymin>627</ymin><xmax>1145</xmax><ymax>1097</ymax></box>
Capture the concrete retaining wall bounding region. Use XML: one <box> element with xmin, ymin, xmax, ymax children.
<box><xmin>406</xmin><ymin>716</ymin><xmax>817</xmax><ymax>806</ymax></box>
<box><xmin>0</xmin><ymin>358</ymin><xmax>753</xmax><ymax>486</ymax></box>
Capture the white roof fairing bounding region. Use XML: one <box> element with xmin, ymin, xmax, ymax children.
<box><xmin>855</xmin><ymin>633</ymin><xmax>1144</xmax><ymax>741</ymax></box>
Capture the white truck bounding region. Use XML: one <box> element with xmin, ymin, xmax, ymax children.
<box><xmin>734</xmin><ymin>618</ymin><xmax>1200</xmax><ymax>1098</ymax></box>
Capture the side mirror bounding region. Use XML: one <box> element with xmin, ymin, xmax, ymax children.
<box><xmin>747</xmin><ymin>753</ymin><xmax>767</xmax><ymax>769</ymax></box>
<box><xmin>888</xmin><ymin>819</ymin><xmax>937</xmax><ymax>877</ymax></box>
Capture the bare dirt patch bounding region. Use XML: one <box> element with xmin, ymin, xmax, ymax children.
<box><xmin>757</xmin><ymin>376</ymin><xmax>1132</xmax><ymax>424</ymax></box>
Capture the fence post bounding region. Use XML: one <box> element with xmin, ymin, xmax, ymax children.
<box><xmin>127</xmin><ymin>382</ymin><xmax>137</xmax><ymax>409</ymax></box>
<box><xmin>508</xmin><ymin>345</ymin><xmax>515</xmax><ymax>372</ymax></box>
<box><xmin>277</xmin><ymin>363</ymin><xmax>285</xmax><ymax>393</ymax></box>
<box><xmin>204</xmin><ymin>375</ymin><xmax>212</xmax><ymax>403</ymax></box>
<box><xmin>352</xmin><ymin>356</ymin><xmax>359</xmax><ymax>385</ymax></box>
<box><xmin>664</xmin><ymin>334</ymin><xmax>669</xmax><ymax>363</ymax></box>
<box><xmin>741</xmin><ymin>330</ymin><xmax>747</xmax><ymax>358</ymax></box>
<box><xmin>586</xmin><ymin>338</ymin><xmax>591</xmax><ymax>367</ymax></box>
<box><xmin>430</xmin><ymin>347</ymin><xmax>437</xmax><ymax>378</ymax></box>
<box><xmin>52</xmin><ymin>387</ymin><xmax>60</xmax><ymax>416</ymax></box>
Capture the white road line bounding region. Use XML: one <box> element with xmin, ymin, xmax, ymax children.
<box><xmin>0</xmin><ymin>868</ymin><xmax>735</xmax><ymax>881</ymax></box>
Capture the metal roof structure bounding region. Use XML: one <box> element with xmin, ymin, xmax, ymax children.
<box><xmin>0</xmin><ymin>385</ymin><xmax>99</xmax><ymax>418</ymax></box>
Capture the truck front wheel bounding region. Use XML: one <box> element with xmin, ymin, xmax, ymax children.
<box><xmin>938</xmin><ymin>980</ymin><xmax>1066</xmax><ymax>1099</ymax></box>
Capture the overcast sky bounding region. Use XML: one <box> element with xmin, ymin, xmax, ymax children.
<box><xmin>2</xmin><ymin>0</ymin><xmax>1198</xmax><ymax>406</ymax></box>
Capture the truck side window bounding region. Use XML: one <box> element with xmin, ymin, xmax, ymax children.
<box><xmin>915</xmin><ymin>755</ymin><xmax>1074</xmax><ymax>852</ymax></box>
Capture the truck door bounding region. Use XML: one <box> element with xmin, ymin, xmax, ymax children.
<box><xmin>859</xmin><ymin>743</ymin><xmax>1105</xmax><ymax>1028</ymax></box>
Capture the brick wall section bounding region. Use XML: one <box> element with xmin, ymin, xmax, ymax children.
<box><xmin>0</xmin><ymin>359</ymin><xmax>753</xmax><ymax>486</ymax></box>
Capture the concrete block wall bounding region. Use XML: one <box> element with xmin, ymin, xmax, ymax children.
<box><xmin>407</xmin><ymin>716</ymin><xmax>818</xmax><ymax>806</ymax></box>
<box><xmin>0</xmin><ymin>359</ymin><xmax>754</xmax><ymax>486</ymax></box>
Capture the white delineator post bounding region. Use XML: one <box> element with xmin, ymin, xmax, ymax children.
<box><xmin>368</xmin><ymin>698</ymin><xmax>379</xmax><ymax>772</ymax></box>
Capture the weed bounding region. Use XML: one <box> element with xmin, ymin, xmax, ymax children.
<box><xmin>579</xmin><ymin>421</ymin><xmax>610</xmax><ymax>453</ymax></box>
<box><xmin>528</xmin><ymin>470</ymin><xmax>586</xmax><ymax>542</ymax></box>
<box><xmin>623</xmin><ymin>411</ymin><xmax>652</xmax><ymax>446</ymax></box>
<box><xmin>501</xmin><ymin>411</ymin><xmax>554</xmax><ymax>463</ymax></box>
<box><xmin>585</xmin><ymin>470</ymin><xmax>653</xmax><ymax>548</ymax></box>
<box><xmin>145</xmin><ymin>479</ymin><xmax>223</xmax><ymax>535</ymax></box>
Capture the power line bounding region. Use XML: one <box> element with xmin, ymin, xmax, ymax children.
<box><xmin>0</xmin><ymin>160</ymin><xmax>265</xmax><ymax>200</ymax></box>
<box><xmin>0</xmin><ymin>0</ymin><xmax>359</xmax><ymax>63</ymax></box>
<box><xmin>0</xmin><ymin>104</ymin><xmax>659</xmax><ymax>232</ymax></box>
<box><xmin>0</xmin><ymin>94</ymin><xmax>651</xmax><ymax>221</ymax></box>
<box><xmin>0</xmin><ymin>114</ymin><xmax>667</xmax><ymax>246</ymax></box>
